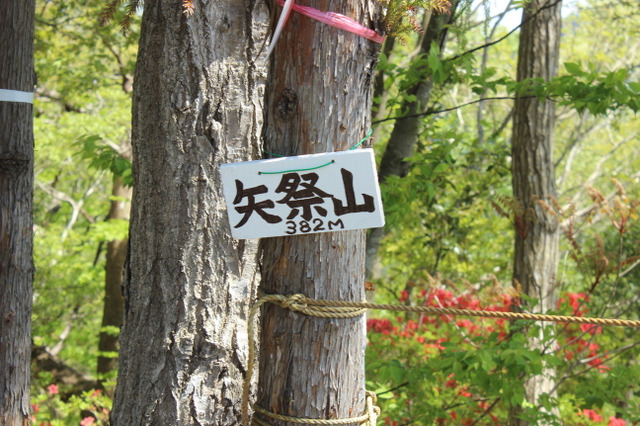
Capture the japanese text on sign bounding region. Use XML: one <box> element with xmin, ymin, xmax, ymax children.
<box><xmin>221</xmin><ymin>149</ymin><xmax>385</xmax><ymax>239</ymax></box>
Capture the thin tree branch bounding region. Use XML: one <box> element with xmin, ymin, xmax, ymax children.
<box><xmin>551</xmin><ymin>340</ymin><xmax>640</xmax><ymax>394</ymax></box>
<box><xmin>469</xmin><ymin>397</ymin><xmax>501</xmax><ymax>426</ymax></box>
<box><xmin>372</xmin><ymin>96</ymin><xmax>521</xmax><ymax>124</ymax></box>
<box><xmin>620</xmin><ymin>258</ymin><xmax>640</xmax><ymax>278</ymax></box>
<box><xmin>445</xmin><ymin>0</ymin><xmax>563</xmax><ymax>63</ymax></box>
<box><xmin>376</xmin><ymin>381</ymin><xmax>410</xmax><ymax>396</ymax></box>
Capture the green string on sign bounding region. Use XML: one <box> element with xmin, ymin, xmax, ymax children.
<box><xmin>260</xmin><ymin>128</ymin><xmax>373</xmax><ymax>175</ymax></box>
<box><xmin>262</xmin><ymin>149</ymin><xmax>285</xmax><ymax>158</ymax></box>
<box><xmin>349</xmin><ymin>128</ymin><xmax>373</xmax><ymax>151</ymax></box>
<box><xmin>258</xmin><ymin>160</ymin><xmax>335</xmax><ymax>175</ymax></box>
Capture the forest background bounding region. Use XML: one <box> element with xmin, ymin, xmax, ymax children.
<box><xmin>27</xmin><ymin>0</ymin><xmax>639</xmax><ymax>424</ymax></box>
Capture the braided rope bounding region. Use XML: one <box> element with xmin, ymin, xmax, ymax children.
<box><xmin>242</xmin><ymin>292</ymin><xmax>640</xmax><ymax>425</ymax></box>
<box><xmin>252</xmin><ymin>391</ymin><xmax>379</xmax><ymax>425</ymax></box>
<box><xmin>288</xmin><ymin>295</ymin><xmax>640</xmax><ymax>328</ymax></box>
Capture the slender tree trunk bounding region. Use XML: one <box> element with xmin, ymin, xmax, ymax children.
<box><xmin>97</xmin><ymin>169</ymin><xmax>131</xmax><ymax>385</ymax></box>
<box><xmin>510</xmin><ymin>0</ymin><xmax>562</xmax><ymax>424</ymax></box>
<box><xmin>0</xmin><ymin>2</ymin><xmax>35</xmax><ymax>425</ymax></box>
<box><xmin>365</xmin><ymin>2</ymin><xmax>460</xmax><ymax>278</ymax></box>
<box><xmin>111</xmin><ymin>1</ymin><xmax>268</xmax><ymax>424</ymax></box>
<box><xmin>256</xmin><ymin>1</ymin><xmax>382</xmax><ymax>423</ymax></box>
<box><xmin>98</xmin><ymin>41</ymin><xmax>134</xmax><ymax>387</ymax></box>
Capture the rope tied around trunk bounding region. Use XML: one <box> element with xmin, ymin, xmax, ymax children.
<box><xmin>242</xmin><ymin>293</ymin><xmax>376</xmax><ymax>425</ymax></box>
<box><xmin>251</xmin><ymin>391</ymin><xmax>379</xmax><ymax>425</ymax></box>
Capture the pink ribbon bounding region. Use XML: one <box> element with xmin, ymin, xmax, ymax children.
<box><xmin>271</xmin><ymin>0</ymin><xmax>385</xmax><ymax>49</ymax></box>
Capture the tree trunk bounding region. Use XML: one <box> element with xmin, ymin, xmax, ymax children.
<box><xmin>98</xmin><ymin>37</ymin><xmax>134</xmax><ymax>388</ymax></box>
<box><xmin>365</xmin><ymin>2</ymin><xmax>460</xmax><ymax>278</ymax></box>
<box><xmin>510</xmin><ymin>0</ymin><xmax>562</xmax><ymax>424</ymax></box>
<box><xmin>256</xmin><ymin>1</ymin><xmax>381</xmax><ymax>424</ymax></box>
<box><xmin>97</xmin><ymin>171</ymin><xmax>131</xmax><ymax>385</ymax></box>
<box><xmin>0</xmin><ymin>2</ymin><xmax>35</xmax><ymax>425</ymax></box>
<box><xmin>111</xmin><ymin>1</ymin><xmax>268</xmax><ymax>424</ymax></box>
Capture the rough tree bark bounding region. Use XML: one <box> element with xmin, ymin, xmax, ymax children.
<box><xmin>365</xmin><ymin>1</ymin><xmax>460</xmax><ymax>278</ymax></box>
<box><xmin>510</xmin><ymin>0</ymin><xmax>562</xmax><ymax>423</ymax></box>
<box><xmin>111</xmin><ymin>1</ymin><xmax>268</xmax><ymax>424</ymax></box>
<box><xmin>0</xmin><ymin>2</ymin><xmax>35</xmax><ymax>425</ymax></box>
<box><xmin>256</xmin><ymin>1</ymin><xmax>382</xmax><ymax>424</ymax></box>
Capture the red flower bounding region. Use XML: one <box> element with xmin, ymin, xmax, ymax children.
<box><xmin>561</xmin><ymin>292</ymin><xmax>589</xmax><ymax>315</ymax></box>
<box><xmin>367</xmin><ymin>318</ymin><xmax>393</xmax><ymax>335</ymax></box>
<box><xmin>501</xmin><ymin>294</ymin><xmax>513</xmax><ymax>310</ymax></box>
<box><xmin>580</xmin><ymin>324</ymin><xmax>602</xmax><ymax>335</ymax></box>
<box><xmin>582</xmin><ymin>408</ymin><xmax>603</xmax><ymax>421</ymax></box>
<box><xmin>406</xmin><ymin>319</ymin><xmax>419</xmax><ymax>330</ymax></box>
<box><xmin>459</xmin><ymin>387</ymin><xmax>471</xmax><ymax>397</ymax></box>
<box><xmin>608</xmin><ymin>417</ymin><xmax>626</xmax><ymax>426</ymax></box>
<box><xmin>47</xmin><ymin>384</ymin><xmax>59</xmax><ymax>395</ymax></box>
<box><xmin>456</xmin><ymin>319</ymin><xmax>479</xmax><ymax>334</ymax></box>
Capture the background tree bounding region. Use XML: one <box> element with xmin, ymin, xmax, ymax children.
<box><xmin>510</xmin><ymin>0</ymin><xmax>562</xmax><ymax>422</ymax></box>
<box><xmin>97</xmin><ymin>148</ymin><xmax>131</xmax><ymax>387</ymax></box>
<box><xmin>0</xmin><ymin>1</ymin><xmax>35</xmax><ymax>425</ymax></box>
<box><xmin>110</xmin><ymin>1</ymin><xmax>268</xmax><ymax>424</ymax></box>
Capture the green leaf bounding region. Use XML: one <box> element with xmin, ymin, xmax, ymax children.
<box><xmin>564</xmin><ymin>62</ymin><xmax>583</xmax><ymax>75</ymax></box>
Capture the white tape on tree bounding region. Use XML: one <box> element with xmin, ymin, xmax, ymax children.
<box><xmin>0</xmin><ymin>89</ymin><xmax>34</xmax><ymax>104</ymax></box>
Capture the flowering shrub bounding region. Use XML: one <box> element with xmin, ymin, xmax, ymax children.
<box><xmin>367</xmin><ymin>181</ymin><xmax>639</xmax><ymax>424</ymax></box>
<box><xmin>365</xmin><ymin>284</ymin><xmax>636</xmax><ymax>425</ymax></box>
<box><xmin>31</xmin><ymin>385</ymin><xmax>111</xmax><ymax>425</ymax></box>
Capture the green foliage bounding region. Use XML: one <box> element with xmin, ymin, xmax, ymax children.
<box><xmin>31</xmin><ymin>0</ymin><xmax>138</xmax><ymax>419</ymax></box>
<box><xmin>366</xmin><ymin>287</ymin><xmax>560</xmax><ymax>424</ymax></box>
<box><xmin>506</xmin><ymin>64</ymin><xmax>640</xmax><ymax>115</ymax></box>
<box><xmin>76</xmin><ymin>135</ymin><xmax>133</xmax><ymax>186</ymax></box>
<box><xmin>31</xmin><ymin>385</ymin><xmax>111</xmax><ymax>425</ymax></box>
<box><xmin>378</xmin><ymin>113</ymin><xmax>512</xmax><ymax>292</ymax></box>
<box><xmin>99</xmin><ymin>0</ymin><xmax>142</xmax><ymax>31</ymax></box>
<box><xmin>32</xmin><ymin>222</ymin><xmax>105</xmax><ymax>368</ymax></box>
<box><xmin>369</xmin><ymin>179</ymin><xmax>639</xmax><ymax>423</ymax></box>
<box><xmin>378</xmin><ymin>0</ymin><xmax>453</xmax><ymax>40</ymax></box>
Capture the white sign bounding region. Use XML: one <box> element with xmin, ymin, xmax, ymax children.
<box><xmin>221</xmin><ymin>149</ymin><xmax>385</xmax><ymax>239</ymax></box>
